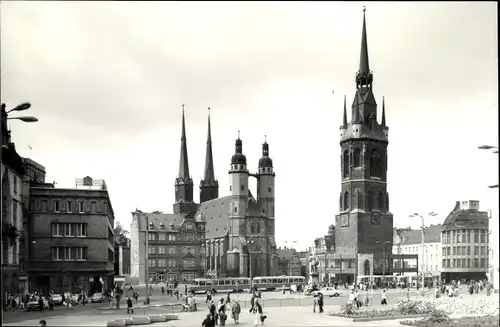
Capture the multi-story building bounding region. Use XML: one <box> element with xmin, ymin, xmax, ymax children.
<box><xmin>28</xmin><ymin>176</ymin><xmax>115</xmax><ymax>294</ymax></box>
<box><xmin>441</xmin><ymin>200</ymin><xmax>490</xmax><ymax>282</ymax></box>
<box><xmin>310</xmin><ymin>225</ymin><xmax>336</xmax><ymax>284</ymax></box>
<box><xmin>114</xmin><ymin>240</ymin><xmax>131</xmax><ymax>276</ymax></box>
<box><xmin>130</xmin><ymin>210</ymin><xmax>205</xmax><ymax>284</ymax></box>
<box><xmin>392</xmin><ymin>225</ymin><xmax>441</xmax><ymax>284</ymax></box>
<box><xmin>1</xmin><ymin>108</ymin><xmax>26</xmax><ymax>295</ymax></box>
<box><xmin>276</xmin><ymin>247</ymin><xmax>302</xmax><ymax>276</ymax></box>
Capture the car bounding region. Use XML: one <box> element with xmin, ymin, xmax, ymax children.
<box><xmin>51</xmin><ymin>294</ymin><xmax>63</xmax><ymax>305</ymax></box>
<box><xmin>312</xmin><ymin>287</ymin><xmax>342</xmax><ymax>297</ymax></box>
<box><xmin>91</xmin><ymin>292</ymin><xmax>104</xmax><ymax>303</ymax></box>
<box><xmin>26</xmin><ymin>296</ymin><xmax>49</xmax><ymax>311</ymax></box>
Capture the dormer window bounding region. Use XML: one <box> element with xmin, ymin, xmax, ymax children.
<box><xmin>160</xmin><ymin>223</ymin><xmax>165</xmax><ymax>230</ymax></box>
<box><xmin>148</xmin><ymin>222</ymin><xmax>154</xmax><ymax>229</ymax></box>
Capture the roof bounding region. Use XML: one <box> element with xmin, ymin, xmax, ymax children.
<box><xmin>396</xmin><ymin>224</ymin><xmax>442</xmax><ymax>245</ymax></box>
<box><xmin>277</xmin><ymin>248</ymin><xmax>297</xmax><ymax>260</ymax></box>
<box><xmin>441</xmin><ymin>203</ymin><xmax>489</xmax><ymax>231</ymax></box>
<box><xmin>135</xmin><ymin>212</ymin><xmax>187</xmax><ymax>231</ymax></box>
<box><xmin>196</xmin><ymin>190</ymin><xmax>263</xmax><ymax>239</ymax></box>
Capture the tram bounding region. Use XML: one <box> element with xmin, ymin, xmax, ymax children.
<box><xmin>190</xmin><ymin>277</ymin><xmax>251</xmax><ymax>294</ymax></box>
<box><xmin>252</xmin><ymin>276</ymin><xmax>306</xmax><ymax>291</ymax></box>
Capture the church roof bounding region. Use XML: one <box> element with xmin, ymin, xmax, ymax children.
<box><xmin>196</xmin><ymin>190</ymin><xmax>263</xmax><ymax>239</ymax></box>
<box><xmin>340</xmin><ymin>120</ymin><xmax>387</xmax><ymax>143</ymax></box>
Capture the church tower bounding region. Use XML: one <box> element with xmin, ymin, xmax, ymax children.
<box><xmin>199</xmin><ymin>108</ymin><xmax>219</xmax><ymax>203</ymax></box>
<box><xmin>173</xmin><ymin>105</ymin><xmax>197</xmax><ymax>217</ymax></box>
<box><xmin>335</xmin><ymin>8</ymin><xmax>393</xmax><ymax>279</ymax></box>
<box><xmin>228</xmin><ymin>131</ymin><xmax>250</xmax><ymax>276</ymax></box>
<box><xmin>257</xmin><ymin>136</ymin><xmax>275</xmax><ymax>235</ymax></box>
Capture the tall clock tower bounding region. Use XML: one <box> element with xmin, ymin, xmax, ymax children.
<box><xmin>335</xmin><ymin>8</ymin><xmax>393</xmax><ymax>279</ymax></box>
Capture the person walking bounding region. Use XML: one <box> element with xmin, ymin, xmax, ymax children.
<box><xmin>202</xmin><ymin>313</ymin><xmax>215</xmax><ymax>327</ymax></box>
<box><xmin>39</xmin><ymin>320</ymin><xmax>47</xmax><ymax>327</ymax></box>
<box><xmin>317</xmin><ymin>292</ymin><xmax>324</xmax><ymax>313</ymax></box>
<box><xmin>312</xmin><ymin>294</ymin><xmax>318</xmax><ymax>313</ymax></box>
<box><xmin>253</xmin><ymin>299</ymin><xmax>265</xmax><ymax>326</ymax></box>
<box><xmin>381</xmin><ymin>289</ymin><xmax>388</xmax><ymax>305</ymax></box>
<box><xmin>231</xmin><ymin>299</ymin><xmax>241</xmax><ymax>324</ymax></box>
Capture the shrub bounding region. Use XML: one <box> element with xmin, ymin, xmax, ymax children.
<box><xmin>397</xmin><ymin>300</ymin><xmax>436</xmax><ymax>315</ymax></box>
<box><xmin>399</xmin><ymin>314</ymin><xmax>499</xmax><ymax>327</ymax></box>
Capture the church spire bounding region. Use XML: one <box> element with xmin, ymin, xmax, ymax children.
<box><xmin>356</xmin><ymin>6</ymin><xmax>373</xmax><ymax>88</ymax></box>
<box><xmin>203</xmin><ymin>107</ymin><xmax>215</xmax><ymax>182</ymax></box>
<box><xmin>200</xmin><ymin>107</ymin><xmax>219</xmax><ymax>203</ymax></box>
<box><xmin>178</xmin><ymin>104</ymin><xmax>190</xmax><ymax>180</ymax></box>
<box><xmin>342</xmin><ymin>95</ymin><xmax>348</xmax><ymax>126</ymax></box>
<box><xmin>381</xmin><ymin>96</ymin><xmax>386</xmax><ymax>126</ymax></box>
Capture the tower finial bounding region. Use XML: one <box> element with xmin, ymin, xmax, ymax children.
<box><xmin>356</xmin><ymin>6</ymin><xmax>373</xmax><ymax>88</ymax></box>
<box><xmin>264</xmin><ymin>134</ymin><xmax>267</xmax><ymax>143</ymax></box>
<box><xmin>178</xmin><ymin>106</ymin><xmax>190</xmax><ymax>179</ymax></box>
<box><xmin>381</xmin><ymin>96</ymin><xmax>386</xmax><ymax>126</ymax></box>
<box><xmin>342</xmin><ymin>95</ymin><xmax>347</xmax><ymax>126</ymax></box>
<box><xmin>237</xmin><ymin>130</ymin><xmax>240</xmax><ymax>139</ymax></box>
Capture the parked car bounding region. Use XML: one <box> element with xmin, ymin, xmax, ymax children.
<box><xmin>91</xmin><ymin>292</ymin><xmax>104</xmax><ymax>303</ymax></box>
<box><xmin>51</xmin><ymin>294</ymin><xmax>63</xmax><ymax>305</ymax></box>
<box><xmin>312</xmin><ymin>287</ymin><xmax>342</xmax><ymax>297</ymax></box>
<box><xmin>26</xmin><ymin>296</ymin><xmax>49</xmax><ymax>311</ymax></box>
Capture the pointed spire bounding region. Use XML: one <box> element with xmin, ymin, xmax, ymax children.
<box><xmin>381</xmin><ymin>96</ymin><xmax>386</xmax><ymax>126</ymax></box>
<box><xmin>356</xmin><ymin>6</ymin><xmax>373</xmax><ymax>88</ymax></box>
<box><xmin>342</xmin><ymin>95</ymin><xmax>347</xmax><ymax>126</ymax></box>
<box><xmin>262</xmin><ymin>135</ymin><xmax>269</xmax><ymax>156</ymax></box>
<box><xmin>203</xmin><ymin>107</ymin><xmax>215</xmax><ymax>182</ymax></box>
<box><xmin>178</xmin><ymin>104</ymin><xmax>190</xmax><ymax>179</ymax></box>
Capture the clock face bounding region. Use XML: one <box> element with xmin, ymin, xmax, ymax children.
<box><xmin>340</xmin><ymin>215</ymin><xmax>349</xmax><ymax>227</ymax></box>
<box><xmin>371</xmin><ymin>214</ymin><xmax>380</xmax><ymax>225</ymax></box>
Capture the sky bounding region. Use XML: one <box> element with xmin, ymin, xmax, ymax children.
<box><xmin>1</xmin><ymin>1</ymin><xmax>498</xmax><ymax>252</ymax></box>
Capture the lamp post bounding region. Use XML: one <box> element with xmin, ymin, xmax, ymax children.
<box><xmin>409</xmin><ymin>212</ymin><xmax>437</xmax><ymax>296</ymax></box>
<box><xmin>284</xmin><ymin>240</ymin><xmax>298</xmax><ymax>276</ymax></box>
<box><xmin>136</xmin><ymin>210</ymin><xmax>161</xmax><ymax>304</ymax></box>
<box><xmin>248</xmin><ymin>239</ymin><xmax>255</xmax><ymax>291</ymax></box>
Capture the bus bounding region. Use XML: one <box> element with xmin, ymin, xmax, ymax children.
<box><xmin>252</xmin><ymin>276</ymin><xmax>306</xmax><ymax>291</ymax></box>
<box><xmin>190</xmin><ymin>277</ymin><xmax>251</xmax><ymax>294</ymax></box>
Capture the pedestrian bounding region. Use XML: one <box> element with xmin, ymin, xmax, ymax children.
<box><xmin>48</xmin><ymin>296</ymin><xmax>54</xmax><ymax>311</ymax></box>
<box><xmin>175</xmin><ymin>288</ymin><xmax>179</xmax><ymax>300</ymax></box>
<box><xmin>225</xmin><ymin>293</ymin><xmax>231</xmax><ymax>304</ymax></box>
<box><xmin>202</xmin><ymin>313</ymin><xmax>215</xmax><ymax>327</ymax></box>
<box><xmin>184</xmin><ymin>285</ymin><xmax>187</xmax><ymax>295</ymax></box>
<box><xmin>206</xmin><ymin>290</ymin><xmax>212</xmax><ymax>303</ymax></box>
<box><xmin>231</xmin><ymin>299</ymin><xmax>241</xmax><ymax>324</ymax></box>
<box><xmin>161</xmin><ymin>286</ymin><xmax>165</xmax><ymax>296</ymax></box>
<box><xmin>312</xmin><ymin>294</ymin><xmax>318</xmax><ymax>313</ymax></box>
<box><xmin>127</xmin><ymin>297</ymin><xmax>134</xmax><ymax>314</ymax></box>
<box><xmin>208</xmin><ymin>300</ymin><xmax>217</xmax><ymax>323</ymax></box>
<box><xmin>218</xmin><ymin>298</ymin><xmax>227</xmax><ymax>326</ymax></box>
<box><xmin>39</xmin><ymin>319</ymin><xmax>47</xmax><ymax>327</ymax></box>
<box><xmin>317</xmin><ymin>292</ymin><xmax>324</xmax><ymax>313</ymax></box>
<box><xmin>381</xmin><ymin>289</ymin><xmax>388</xmax><ymax>305</ymax></box>
<box><xmin>253</xmin><ymin>299</ymin><xmax>265</xmax><ymax>326</ymax></box>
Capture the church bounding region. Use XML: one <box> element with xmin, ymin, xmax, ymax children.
<box><xmin>130</xmin><ymin>106</ymin><xmax>278</xmax><ymax>282</ymax></box>
<box><xmin>180</xmin><ymin>108</ymin><xmax>278</xmax><ymax>278</ymax></box>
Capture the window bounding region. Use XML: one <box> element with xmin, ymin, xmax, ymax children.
<box><xmin>481</xmin><ymin>246</ymin><xmax>486</xmax><ymax>255</ymax></box>
<box><xmin>240</xmin><ymin>185</ymin><xmax>244</xmax><ymax>191</ymax></box>
<box><xmin>168</xmin><ymin>247</ymin><xmax>176</xmax><ymax>255</ymax></box>
<box><xmin>342</xmin><ymin>150</ymin><xmax>349</xmax><ymax>178</ymax></box>
<box><xmin>234</xmin><ymin>207</ymin><xmax>237</xmax><ymax>213</ymax></box>
<box><xmin>467</xmin><ymin>246</ymin><xmax>471</xmax><ymax>255</ymax></box>
<box><xmin>52</xmin><ymin>247</ymin><xmax>62</xmax><ymax>260</ymax></box>
<box><xmin>148</xmin><ymin>233</ymin><xmax>155</xmax><ymax>241</ymax></box>
<box><xmin>442</xmin><ymin>248</ymin><xmax>446</xmax><ymax>256</ymax></box>
<box><xmin>457</xmin><ymin>247</ymin><xmax>461</xmax><ymax>255</ymax></box>
<box><xmin>378</xmin><ymin>191</ymin><xmax>384</xmax><ymax>210</ymax></box>
<box><xmin>148</xmin><ymin>246</ymin><xmax>156</xmax><ymax>255</ymax></box>
<box><xmin>76</xmin><ymin>247</ymin><xmax>88</xmax><ymax>260</ymax></box>
<box><xmin>462</xmin><ymin>258</ymin><xmax>466</xmax><ymax>268</ymax></box>
<box><xmin>78</xmin><ymin>202</ymin><xmax>84</xmax><ymax>213</ymax></box>
<box><xmin>54</xmin><ymin>200</ymin><xmax>60</xmax><ymax>213</ymax></box>
<box><xmin>13</xmin><ymin>175</ymin><xmax>17</xmax><ymax>194</ymax></box>
<box><xmin>446</xmin><ymin>259</ymin><xmax>450</xmax><ymax>268</ymax></box>
<box><xmin>168</xmin><ymin>234</ymin><xmax>176</xmax><ymax>241</ymax></box>
<box><xmin>168</xmin><ymin>260</ymin><xmax>177</xmax><ymax>268</ymax></box>
<box><xmin>474</xmin><ymin>230</ymin><xmax>479</xmax><ymax>243</ymax></box>
<box><xmin>186</xmin><ymin>224</ymin><xmax>193</xmax><ymax>230</ymax></box>
<box><xmin>452</xmin><ymin>259</ymin><xmax>456</xmax><ymax>268</ymax></box>
<box><xmin>462</xmin><ymin>231</ymin><xmax>467</xmax><ymax>243</ymax></box>
<box><xmin>67</xmin><ymin>201</ymin><xmax>72</xmax><ymax>213</ymax></box>
<box><xmin>367</xmin><ymin>191</ymin><xmax>373</xmax><ymax>211</ymax></box>
<box><xmin>467</xmin><ymin>258</ymin><xmax>471</xmax><ymax>268</ymax></box>
<box><xmin>467</xmin><ymin>230</ymin><xmax>471</xmax><ymax>243</ymax></box>
<box><xmin>447</xmin><ymin>247</ymin><xmax>450</xmax><ymax>256</ymax></box>
<box><xmin>452</xmin><ymin>247</ymin><xmax>456</xmax><ymax>255</ymax></box>
<box><xmin>268</xmin><ymin>187</ymin><xmax>272</xmax><ymax>193</ymax></box>
<box><xmin>457</xmin><ymin>259</ymin><xmax>461</xmax><ymax>268</ymax></box>
<box><xmin>442</xmin><ymin>259</ymin><xmax>446</xmax><ymax>268</ymax></box>
<box><xmin>456</xmin><ymin>230</ymin><xmax>461</xmax><ymax>243</ymax></box>
<box><xmin>369</xmin><ymin>149</ymin><xmax>380</xmax><ymax>177</ymax></box>
<box><xmin>474</xmin><ymin>258</ymin><xmax>479</xmax><ymax>268</ymax></box>
<box><xmin>183</xmin><ymin>260</ymin><xmax>195</xmax><ymax>268</ymax></box>
<box><xmin>52</xmin><ymin>246</ymin><xmax>87</xmax><ymax>260</ymax></box>
<box><xmin>474</xmin><ymin>246</ymin><xmax>479</xmax><ymax>255</ymax></box>
<box><xmin>108</xmin><ymin>249</ymin><xmax>114</xmax><ymax>261</ymax></box>
<box><xmin>158</xmin><ymin>259</ymin><xmax>166</xmax><ymax>267</ymax></box>
<box><xmin>353</xmin><ymin>148</ymin><xmax>361</xmax><ymax>167</ymax></box>
<box><xmin>480</xmin><ymin>230</ymin><xmax>486</xmax><ymax>243</ymax></box>
<box><xmin>75</xmin><ymin>224</ymin><xmax>87</xmax><ymax>236</ymax></box>
<box><xmin>159</xmin><ymin>247</ymin><xmax>166</xmax><ymax>255</ymax></box>
<box><xmin>148</xmin><ymin>259</ymin><xmax>156</xmax><ymax>267</ymax></box>
<box><xmin>159</xmin><ymin>233</ymin><xmax>166</xmax><ymax>241</ymax></box>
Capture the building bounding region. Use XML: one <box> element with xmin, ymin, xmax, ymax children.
<box><xmin>392</xmin><ymin>225</ymin><xmax>442</xmax><ymax>284</ymax></box>
<box><xmin>130</xmin><ymin>108</ymin><xmax>278</xmax><ymax>280</ymax></box>
<box><xmin>441</xmin><ymin>200</ymin><xmax>490</xmax><ymax>282</ymax></box>
<box><xmin>27</xmin><ymin>176</ymin><xmax>115</xmax><ymax>294</ymax></box>
<box><xmin>1</xmin><ymin>107</ymin><xmax>26</xmax><ymax>295</ymax></box>
<box><xmin>130</xmin><ymin>210</ymin><xmax>205</xmax><ymax>284</ymax></box>
<box><xmin>276</xmin><ymin>247</ymin><xmax>302</xmax><ymax>276</ymax></box>
<box><xmin>332</xmin><ymin>8</ymin><xmax>394</xmax><ymax>284</ymax></box>
<box><xmin>310</xmin><ymin>225</ymin><xmax>336</xmax><ymax>284</ymax></box>
<box><xmin>114</xmin><ymin>240</ymin><xmax>131</xmax><ymax>276</ymax></box>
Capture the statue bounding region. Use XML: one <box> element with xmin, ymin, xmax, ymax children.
<box><xmin>309</xmin><ymin>247</ymin><xmax>319</xmax><ymax>273</ymax></box>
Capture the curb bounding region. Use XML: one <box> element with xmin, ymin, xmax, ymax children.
<box><xmin>107</xmin><ymin>314</ymin><xmax>178</xmax><ymax>327</ymax></box>
<box><xmin>99</xmin><ymin>303</ymin><xmax>182</xmax><ymax>311</ymax></box>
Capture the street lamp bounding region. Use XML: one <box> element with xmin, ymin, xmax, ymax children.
<box><xmin>284</xmin><ymin>240</ymin><xmax>298</xmax><ymax>276</ymax></box>
<box><xmin>409</xmin><ymin>212</ymin><xmax>437</xmax><ymax>296</ymax></box>
<box><xmin>478</xmin><ymin>145</ymin><xmax>498</xmax><ymax>153</ymax></box>
<box><xmin>248</xmin><ymin>239</ymin><xmax>255</xmax><ymax>291</ymax></box>
<box><xmin>136</xmin><ymin>209</ymin><xmax>161</xmax><ymax>304</ymax></box>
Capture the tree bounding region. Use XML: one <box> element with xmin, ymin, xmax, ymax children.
<box><xmin>114</xmin><ymin>221</ymin><xmax>130</xmax><ymax>247</ymax></box>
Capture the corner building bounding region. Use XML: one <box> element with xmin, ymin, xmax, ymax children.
<box><xmin>334</xmin><ymin>9</ymin><xmax>394</xmax><ymax>281</ymax></box>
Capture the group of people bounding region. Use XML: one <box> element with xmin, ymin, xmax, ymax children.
<box><xmin>201</xmin><ymin>290</ymin><xmax>266</xmax><ymax>326</ymax></box>
<box><xmin>437</xmin><ymin>279</ymin><xmax>494</xmax><ymax>298</ymax></box>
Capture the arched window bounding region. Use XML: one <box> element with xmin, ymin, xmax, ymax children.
<box><xmin>356</xmin><ymin>189</ymin><xmax>363</xmax><ymax>209</ymax></box>
<box><xmin>342</xmin><ymin>150</ymin><xmax>349</xmax><ymax>178</ymax></box>
<box><xmin>353</xmin><ymin>148</ymin><xmax>361</xmax><ymax>167</ymax></box>
<box><xmin>367</xmin><ymin>191</ymin><xmax>373</xmax><ymax>211</ymax></box>
<box><xmin>370</xmin><ymin>149</ymin><xmax>379</xmax><ymax>177</ymax></box>
<box><xmin>364</xmin><ymin>260</ymin><xmax>370</xmax><ymax>276</ymax></box>
<box><xmin>378</xmin><ymin>191</ymin><xmax>384</xmax><ymax>210</ymax></box>
<box><xmin>343</xmin><ymin>192</ymin><xmax>349</xmax><ymax>210</ymax></box>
